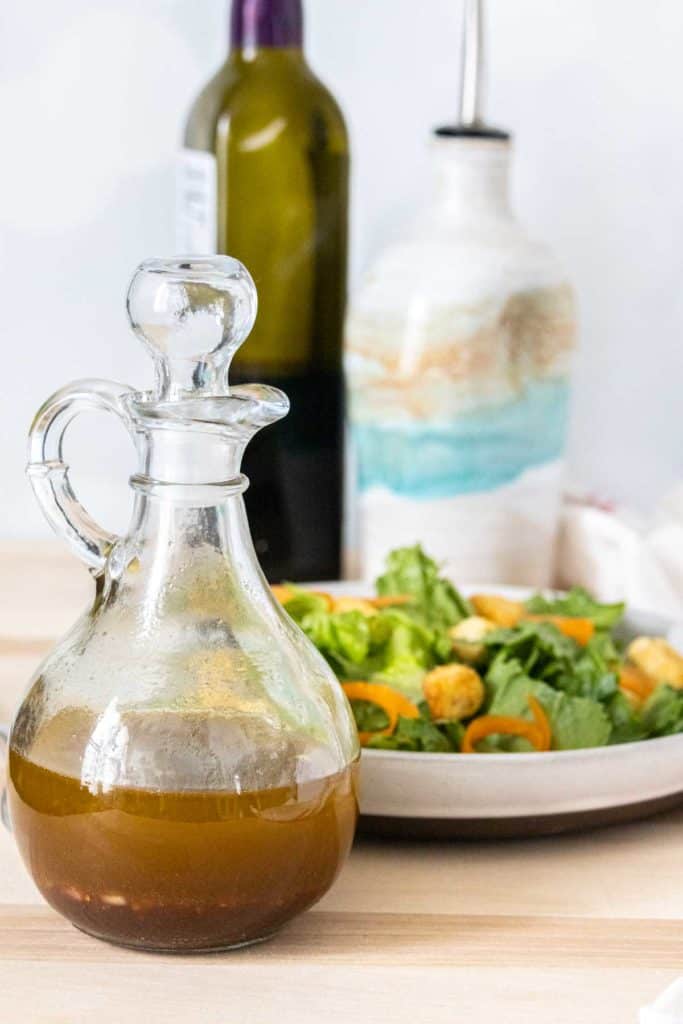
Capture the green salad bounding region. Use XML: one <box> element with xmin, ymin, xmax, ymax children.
<box><xmin>274</xmin><ymin>545</ymin><xmax>683</xmax><ymax>754</ymax></box>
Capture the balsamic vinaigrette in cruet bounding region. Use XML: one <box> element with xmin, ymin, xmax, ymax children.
<box><xmin>8</xmin><ymin>257</ymin><xmax>359</xmax><ymax>951</ymax></box>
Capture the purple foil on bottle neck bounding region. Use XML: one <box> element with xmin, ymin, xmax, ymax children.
<box><xmin>231</xmin><ymin>0</ymin><xmax>303</xmax><ymax>49</ymax></box>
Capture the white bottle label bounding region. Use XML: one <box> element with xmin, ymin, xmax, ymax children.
<box><xmin>175</xmin><ymin>148</ymin><xmax>217</xmax><ymax>255</ymax></box>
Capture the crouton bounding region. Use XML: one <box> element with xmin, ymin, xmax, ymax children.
<box><xmin>422</xmin><ymin>664</ymin><xmax>485</xmax><ymax>721</ymax></box>
<box><xmin>332</xmin><ymin>597</ymin><xmax>377</xmax><ymax>616</ymax></box>
<box><xmin>627</xmin><ymin>637</ymin><xmax>683</xmax><ymax>690</ymax></box>
<box><xmin>470</xmin><ymin>594</ymin><xmax>524</xmax><ymax>628</ymax></box>
<box><xmin>449</xmin><ymin>616</ymin><xmax>497</xmax><ymax>663</ymax></box>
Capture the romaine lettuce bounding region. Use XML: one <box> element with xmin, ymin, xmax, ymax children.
<box><xmin>287</xmin><ymin>602</ymin><xmax>446</xmax><ymax>702</ymax></box>
<box><xmin>375</xmin><ymin>544</ymin><xmax>472</xmax><ymax>629</ymax></box>
<box><xmin>368</xmin><ymin>714</ymin><xmax>461</xmax><ymax>752</ymax></box>
<box><xmin>640</xmin><ymin>684</ymin><xmax>683</xmax><ymax>737</ymax></box>
<box><xmin>525</xmin><ymin>587</ymin><xmax>625</xmax><ymax>630</ymax></box>
<box><xmin>485</xmin><ymin>658</ymin><xmax>611</xmax><ymax>750</ymax></box>
<box><xmin>606</xmin><ymin>692</ymin><xmax>648</xmax><ymax>745</ymax></box>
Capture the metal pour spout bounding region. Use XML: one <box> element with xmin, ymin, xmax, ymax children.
<box><xmin>436</xmin><ymin>0</ymin><xmax>509</xmax><ymax>140</ymax></box>
<box><xmin>459</xmin><ymin>0</ymin><xmax>485</xmax><ymax>129</ymax></box>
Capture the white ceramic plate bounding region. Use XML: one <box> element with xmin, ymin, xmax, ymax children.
<box><xmin>321</xmin><ymin>582</ymin><xmax>683</xmax><ymax>838</ymax></box>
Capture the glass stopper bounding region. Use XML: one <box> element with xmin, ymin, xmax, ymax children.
<box><xmin>126</xmin><ymin>257</ymin><xmax>258</xmax><ymax>400</ymax></box>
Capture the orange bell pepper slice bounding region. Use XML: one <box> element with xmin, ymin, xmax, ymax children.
<box><xmin>461</xmin><ymin>695</ymin><xmax>552</xmax><ymax>754</ymax></box>
<box><xmin>619</xmin><ymin>663</ymin><xmax>655</xmax><ymax>703</ymax></box>
<box><xmin>341</xmin><ymin>681</ymin><xmax>420</xmax><ymax>745</ymax></box>
<box><xmin>528</xmin><ymin>695</ymin><xmax>552</xmax><ymax>750</ymax></box>
<box><xmin>471</xmin><ymin>594</ymin><xmax>525</xmax><ymax>627</ymax></box>
<box><xmin>470</xmin><ymin>595</ymin><xmax>595</xmax><ymax>645</ymax></box>
<box><xmin>525</xmin><ymin>614</ymin><xmax>595</xmax><ymax>646</ymax></box>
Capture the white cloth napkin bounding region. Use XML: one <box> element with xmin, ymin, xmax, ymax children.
<box><xmin>556</xmin><ymin>484</ymin><xmax>683</xmax><ymax>621</ymax></box>
<box><xmin>641</xmin><ymin>978</ymin><xmax>683</xmax><ymax>1023</ymax></box>
<box><xmin>560</xmin><ymin>493</ymin><xmax>683</xmax><ymax>1024</ymax></box>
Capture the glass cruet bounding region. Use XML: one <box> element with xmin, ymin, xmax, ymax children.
<box><xmin>6</xmin><ymin>256</ymin><xmax>359</xmax><ymax>952</ymax></box>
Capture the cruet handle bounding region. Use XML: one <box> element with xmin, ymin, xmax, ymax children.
<box><xmin>26</xmin><ymin>379</ymin><xmax>137</xmax><ymax>575</ymax></box>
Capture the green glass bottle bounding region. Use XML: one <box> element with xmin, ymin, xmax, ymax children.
<box><xmin>179</xmin><ymin>0</ymin><xmax>349</xmax><ymax>582</ymax></box>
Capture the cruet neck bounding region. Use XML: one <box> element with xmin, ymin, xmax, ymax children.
<box><xmin>130</xmin><ymin>427</ymin><xmax>248</xmax><ymax>504</ymax></box>
<box><xmin>429</xmin><ymin>136</ymin><xmax>513</xmax><ymax>221</ymax></box>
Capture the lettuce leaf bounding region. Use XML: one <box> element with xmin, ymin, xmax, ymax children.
<box><xmin>553</xmin><ymin>634</ymin><xmax>620</xmax><ymax>701</ymax></box>
<box><xmin>298</xmin><ymin>609</ymin><xmax>373</xmax><ymax>675</ymax></box>
<box><xmin>368</xmin><ymin>714</ymin><xmax>459</xmax><ymax>752</ymax></box>
<box><xmin>287</xmin><ymin>603</ymin><xmax>444</xmax><ymax>702</ymax></box>
<box><xmin>483</xmin><ymin>621</ymin><xmax>578</xmax><ymax>681</ymax></box>
<box><xmin>485</xmin><ymin>658</ymin><xmax>611</xmax><ymax>750</ymax></box>
<box><xmin>370</xmin><ymin>610</ymin><xmax>446</xmax><ymax>693</ymax></box>
<box><xmin>640</xmin><ymin>684</ymin><xmax>683</xmax><ymax>737</ymax></box>
<box><xmin>349</xmin><ymin>699</ymin><xmax>390</xmax><ymax>733</ymax></box>
<box><xmin>525</xmin><ymin>587</ymin><xmax>625</xmax><ymax>629</ymax></box>
<box><xmin>280</xmin><ymin>586</ymin><xmax>331</xmax><ymax>620</ymax></box>
<box><xmin>549</xmin><ymin>691</ymin><xmax>613</xmax><ymax>750</ymax></box>
<box><xmin>606</xmin><ymin>692</ymin><xmax>648</xmax><ymax>745</ymax></box>
<box><xmin>375</xmin><ymin>544</ymin><xmax>472</xmax><ymax>629</ymax></box>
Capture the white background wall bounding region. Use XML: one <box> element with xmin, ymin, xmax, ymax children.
<box><xmin>0</xmin><ymin>0</ymin><xmax>681</xmax><ymax>542</ymax></box>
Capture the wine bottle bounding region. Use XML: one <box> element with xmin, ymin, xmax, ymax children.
<box><xmin>179</xmin><ymin>0</ymin><xmax>349</xmax><ymax>582</ymax></box>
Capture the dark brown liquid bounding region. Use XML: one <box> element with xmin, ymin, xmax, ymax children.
<box><xmin>9</xmin><ymin>750</ymin><xmax>357</xmax><ymax>952</ymax></box>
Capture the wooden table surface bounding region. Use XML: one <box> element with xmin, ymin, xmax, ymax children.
<box><xmin>0</xmin><ymin>541</ymin><xmax>680</xmax><ymax>1024</ymax></box>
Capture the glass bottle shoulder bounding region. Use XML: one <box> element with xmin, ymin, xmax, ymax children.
<box><xmin>184</xmin><ymin>53</ymin><xmax>348</xmax><ymax>156</ymax></box>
